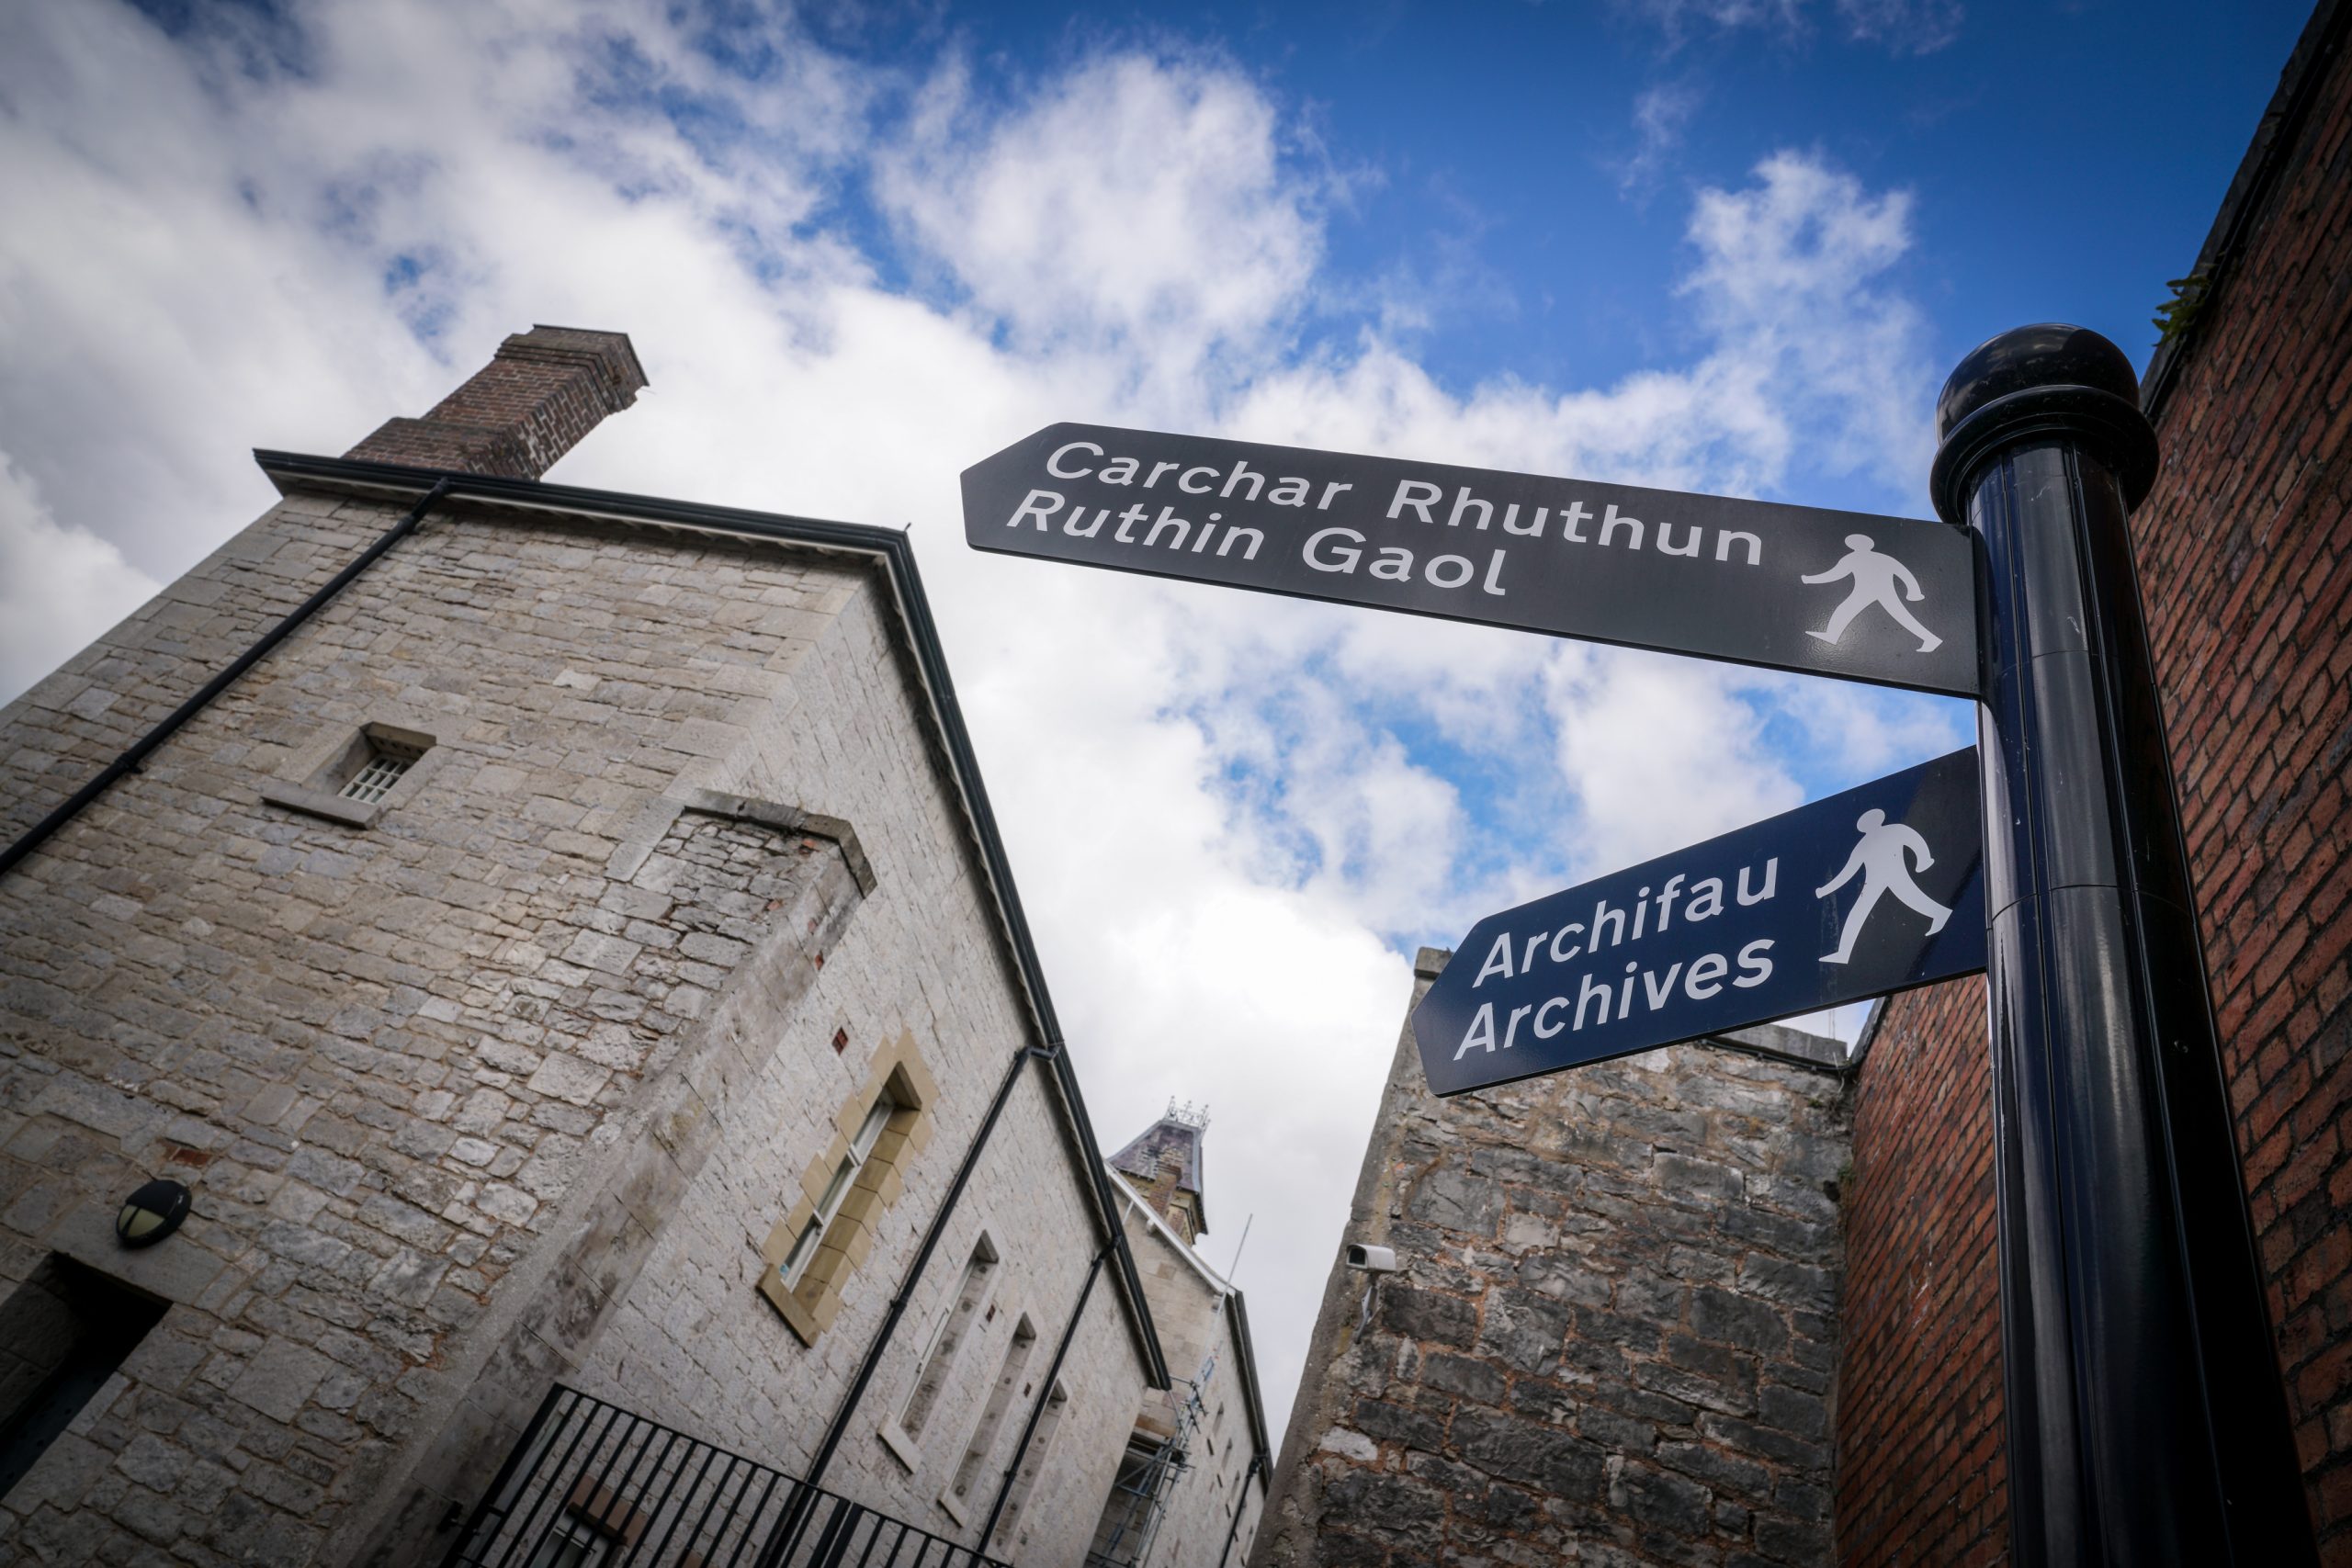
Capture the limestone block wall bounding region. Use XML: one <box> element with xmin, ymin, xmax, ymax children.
<box><xmin>1255</xmin><ymin>950</ymin><xmax>1852</xmax><ymax>1568</ymax></box>
<box><xmin>0</xmin><ymin>485</ymin><xmax>1157</xmax><ymax>1568</ymax></box>
<box><xmin>1</xmin><ymin>489</ymin><xmax>404</xmax><ymax>844</ymax></box>
<box><xmin>0</xmin><ymin>491</ymin><xmax>867</xmax><ymax>1563</ymax></box>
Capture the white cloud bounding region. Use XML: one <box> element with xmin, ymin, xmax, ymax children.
<box><xmin>1618</xmin><ymin>80</ymin><xmax>1703</xmax><ymax>196</ymax></box>
<box><xmin>0</xmin><ymin>455</ymin><xmax>163</xmax><ymax>698</ymax></box>
<box><xmin>0</xmin><ymin>0</ymin><xmax>1962</xmax><ymax>1442</ymax></box>
<box><xmin>1615</xmin><ymin>0</ymin><xmax>1962</xmax><ymax>53</ymax></box>
<box><xmin>876</xmin><ymin>49</ymin><xmax>1323</xmax><ymax>399</ymax></box>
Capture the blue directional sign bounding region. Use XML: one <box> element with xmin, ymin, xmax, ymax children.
<box><xmin>1414</xmin><ymin>748</ymin><xmax>1986</xmax><ymax>1096</ymax></box>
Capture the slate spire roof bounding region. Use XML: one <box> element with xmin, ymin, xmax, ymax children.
<box><xmin>1109</xmin><ymin>1100</ymin><xmax>1210</xmax><ymax>1238</ymax></box>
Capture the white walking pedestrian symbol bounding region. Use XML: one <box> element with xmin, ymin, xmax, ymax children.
<box><xmin>1801</xmin><ymin>535</ymin><xmax>1942</xmax><ymax>654</ymax></box>
<box><xmin>1815</xmin><ymin>807</ymin><xmax>1951</xmax><ymax>965</ymax></box>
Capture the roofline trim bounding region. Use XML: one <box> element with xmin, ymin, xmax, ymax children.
<box><xmin>252</xmin><ymin>448</ymin><xmax>1166</xmax><ymax>1386</ymax></box>
<box><xmin>2141</xmin><ymin>0</ymin><xmax>2347</xmax><ymax>423</ymax></box>
<box><xmin>1105</xmin><ymin>1168</ymin><xmax>1275</xmax><ymax>1467</ymax></box>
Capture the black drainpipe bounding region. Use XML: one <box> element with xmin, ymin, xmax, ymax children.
<box><xmin>0</xmin><ymin>478</ymin><xmax>454</xmax><ymax>882</ymax></box>
<box><xmin>976</xmin><ymin>1234</ymin><xmax>1116</xmax><ymax>1555</ymax></box>
<box><xmin>772</xmin><ymin>1040</ymin><xmax>1056</xmax><ymax>1559</ymax></box>
<box><xmin>1216</xmin><ymin>1453</ymin><xmax>1266</xmax><ymax>1568</ymax></box>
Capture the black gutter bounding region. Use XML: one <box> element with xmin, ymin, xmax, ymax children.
<box><xmin>0</xmin><ymin>478</ymin><xmax>452</xmax><ymax>882</ymax></box>
<box><xmin>1223</xmin><ymin>1291</ymin><xmax>1273</xmax><ymax>1471</ymax></box>
<box><xmin>977</xmin><ymin>1235</ymin><xmax>1117</xmax><ymax>1554</ymax></box>
<box><xmin>250</xmin><ymin>451</ymin><xmax>1168</xmax><ymax>1390</ymax></box>
<box><xmin>803</xmin><ymin>1043</ymin><xmax>1047</xmax><ymax>1498</ymax></box>
<box><xmin>1216</xmin><ymin>1453</ymin><xmax>1268</xmax><ymax>1568</ymax></box>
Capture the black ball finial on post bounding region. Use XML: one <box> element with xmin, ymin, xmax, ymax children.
<box><xmin>1935</xmin><ymin>324</ymin><xmax>2316</xmax><ymax>1566</ymax></box>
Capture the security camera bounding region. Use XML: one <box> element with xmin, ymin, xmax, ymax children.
<box><xmin>1345</xmin><ymin>1243</ymin><xmax>1398</xmax><ymax>1274</ymax></box>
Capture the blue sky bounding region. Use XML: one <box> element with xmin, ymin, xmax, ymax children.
<box><xmin>0</xmin><ymin>0</ymin><xmax>2315</xmax><ymax>1437</ymax></box>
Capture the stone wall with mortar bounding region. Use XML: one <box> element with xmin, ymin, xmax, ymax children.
<box><xmin>0</xmin><ymin>484</ymin><xmax>1153</xmax><ymax>1568</ymax></box>
<box><xmin>1254</xmin><ymin>949</ymin><xmax>1852</xmax><ymax>1568</ymax></box>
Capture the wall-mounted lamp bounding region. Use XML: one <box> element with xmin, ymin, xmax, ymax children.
<box><xmin>117</xmin><ymin>1179</ymin><xmax>190</xmax><ymax>1248</ymax></box>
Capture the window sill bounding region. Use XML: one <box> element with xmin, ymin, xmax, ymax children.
<box><xmin>935</xmin><ymin>1488</ymin><xmax>974</xmax><ymax>1529</ymax></box>
<box><xmin>257</xmin><ymin>780</ymin><xmax>384</xmax><ymax>829</ymax></box>
<box><xmin>877</xmin><ymin>1420</ymin><xmax>922</xmax><ymax>1472</ymax></box>
<box><xmin>756</xmin><ymin>1268</ymin><xmax>828</xmax><ymax>1345</ymax></box>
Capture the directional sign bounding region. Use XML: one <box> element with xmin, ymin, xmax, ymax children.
<box><xmin>963</xmin><ymin>423</ymin><xmax>1979</xmax><ymax>697</ymax></box>
<box><xmin>1414</xmin><ymin>748</ymin><xmax>1985</xmax><ymax>1097</ymax></box>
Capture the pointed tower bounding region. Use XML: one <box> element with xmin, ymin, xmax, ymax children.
<box><xmin>1108</xmin><ymin>1100</ymin><xmax>1211</xmax><ymax>1245</ymax></box>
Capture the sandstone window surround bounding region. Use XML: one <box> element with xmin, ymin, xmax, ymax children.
<box><xmin>938</xmin><ymin>1314</ymin><xmax>1037</xmax><ymax>1529</ymax></box>
<box><xmin>880</xmin><ymin>1233</ymin><xmax>1001</xmax><ymax>1471</ymax></box>
<box><xmin>757</xmin><ymin>1032</ymin><xmax>937</xmax><ymax>1346</ymax></box>
<box><xmin>256</xmin><ymin>719</ymin><xmax>442</xmax><ymax>829</ymax></box>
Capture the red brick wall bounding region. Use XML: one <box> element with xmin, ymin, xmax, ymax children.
<box><xmin>1834</xmin><ymin>979</ymin><xmax>2004</xmax><ymax>1567</ymax></box>
<box><xmin>2135</xmin><ymin>20</ymin><xmax>2352</xmax><ymax>1541</ymax></box>
<box><xmin>345</xmin><ymin>325</ymin><xmax>645</xmax><ymax>479</ymax></box>
<box><xmin>1836</xmin><ymin>13</ymin><xmax>2352</xmax><ymax>1562</ymax></box>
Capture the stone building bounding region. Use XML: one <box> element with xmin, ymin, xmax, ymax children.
<box><xmin>1086</xmin><ymin>1108</ymin><xmax>1272</xmax><ymax>1568</ymax></box>
<box><xmin>1255</xmin><ymin>951</ymin><xmax>1851</xmax><ymax>1567</ymax></box>
<box><xmin>0</xmin><ymin>327</ymin><xmax>1262</xmax><ymax>1568</ymax></box>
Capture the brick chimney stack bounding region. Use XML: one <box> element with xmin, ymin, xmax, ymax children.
<box><xmin>345</xmin><ymin>325</ymin><xmax>647</xmax><ymax>479</ymax></box>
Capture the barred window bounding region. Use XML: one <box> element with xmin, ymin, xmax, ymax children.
<box><xmin>338</xmin><ymin>739</ymin><xmax>424</xmax><ymax>804</ymax></box>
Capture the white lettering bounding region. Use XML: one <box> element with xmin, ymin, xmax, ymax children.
<box><xmin>1683</xmin><ymin>953</ymin><xmax>1729</xmax><ymax>998</ymax></box>
<box><xmin>1305</xmin><ymin>526</ymin><xmax>1364</xmax><ymax>573</ymax></box>
<box><xmin>1009</xmin><ymin>489</ymin><xmax>1065</xmax><ymax>530</ymax></box>
<box><xmin>1046</xmin><ymin>442</ymin><xmax>1102</xmax><ymax>479</ymax></box>
<box><xmin>1474</xmin><ymin>931</ymin><xmax>1516</xmax><ymax>987</ymax></box>
<box><xmin>1453</xmin><ymin>1003</ymin><xmax>1498</xmax><ymax>1060</ymax></box>
<box><xmin>1389</xmin><ymin>480</ymin><xmax>1442</xmax><ymax>523</ymax></box>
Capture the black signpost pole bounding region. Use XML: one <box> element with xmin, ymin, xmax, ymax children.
<box><xmin>1930</xmin><ymin>325</ymin><xmax>2316</xmax><ymax>1566</ymax></box>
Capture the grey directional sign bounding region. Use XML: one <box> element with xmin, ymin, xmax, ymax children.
<box><xmin>1414</xmin><ymin>748</ymin><xmax>1986</xmax><ymax>1097</ymax></box>
<box><xmin>963</xmin><ymin>423</ymin><xmax>1980</xmax><ymax>697</ymax></box>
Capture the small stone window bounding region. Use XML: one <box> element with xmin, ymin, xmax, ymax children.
<box><xmin>259</xmin><ymin>721</ymin><xmax>438</xmax><ymax>829</ymax></box>
<box><xmin>989</xmin><ymin>1380</ymin><xmax>1069</xmax><ymax>1556</ymax></box>
<box><xmin>882</xmin><ymin>1235</ymin><xmax>1000</xmax><ymax>1469</ymax></box>
<box><xmin>338</xmin><ymin>736</ymin><xmax>424</xmax><ymax>803</ymax></box>
<box><xmin>940</xmin><ymin>1314</ymin><xmax>1037</xmax><ymax>1527</ymax></box>
<box><xmin>758</xmin><ymin>1032</ymin><xmax>937</xmax><ymax>1346</ymax></box>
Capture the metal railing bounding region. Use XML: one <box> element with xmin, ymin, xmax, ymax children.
<box><xmin>441</xmin><ymin>1383</ymin><xmax>1008</xmax><ymax>1568</ymax></box>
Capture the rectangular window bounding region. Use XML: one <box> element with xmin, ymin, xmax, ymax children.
<box><xmin>780</xmin><ymin>1091</ymin><xmax>896</xmax><ymax>1289</ymax></box>
<box><xmin>0</xmin><ymin>1258</ymin><xmax>166</xmax><ymax>1500</ymax></box>
<box><xmin>337</xmin><ymin>740</ymin><xmax>422</xmax><ymax>804</ymax></box>
<box><xmin>756</xmin><ymin>1039</ymin><xmax>937</xmax><ymax>1348</ymax></box>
